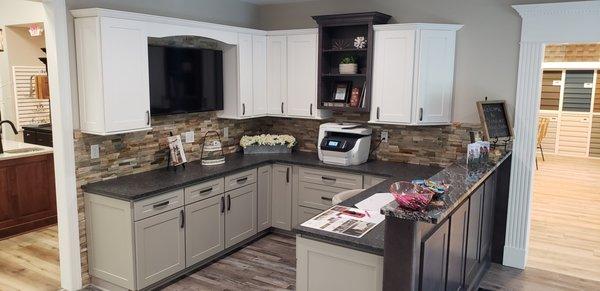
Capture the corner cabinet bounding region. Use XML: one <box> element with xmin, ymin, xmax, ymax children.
<box><xmin>266</xmin><ymin>30</ymin><xmax>331</xmax><ymax>119</ymax></box>
<box><xmin>74</xmin><ymin>16</ymin><xmax>152</xmax><ymax>135</ymax></box>
<box><xmin>370</xmin><ymin>24</ymin><xmax>462</xmax><ymax>126</ymax></box>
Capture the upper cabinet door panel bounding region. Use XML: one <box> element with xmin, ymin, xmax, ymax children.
<box><xmin>372</xmin><ymin>30</ymin><xmax>415</xmax><ymax>124</ymax></box>
<box><xmin>416</xmin><ymin>29</ymin><xmax>455</xmax><ymax>124</ymax></box>
<box><xmin>253</xmin><ymin>35</ymin><xmax>268</xmax><ymax>116</ymax></box>
<box><xmin>267</xmin><ymin>35</ymin><xmax>288</xmax><ymax>116</ymax></box>
<box><xmin>100</xmin><ymin>17</ymin><xmax>151</xmax><ymax>133</ymax></box>
<box><xmin>238</xmin><ymin>33</ymin><xmax>254</xmax><ymax>117</ymax></box>
<box><xmin>287</xmin><ymin>34</ymin><xmax>317</xmax><ymax>118</ymax></box>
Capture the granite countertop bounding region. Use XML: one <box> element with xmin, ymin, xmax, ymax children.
<box><xmin>0</xmin><ymin>140</ymin><xmax>53</xmax><ymax>161</ymax></box>
<box><xmin>381</xmin><ymin>150</ymin><xmax>512</xmax><ymax>223</ymax></box>
<box><xmin>83</xmin><ymin>151</ymin><xmax>441</xmax><ymax>201</ymax></box>
<box><xmin>295</xmin><ymin>150</ymin><xmax>511</xmax><ymax>255</ymax></box>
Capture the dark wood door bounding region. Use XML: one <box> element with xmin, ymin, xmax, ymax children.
<box><xmin>0</xmin><ymin>154</ymin><xmax>56</xmax><ymax>238</ymax></box>
<box><xmin>446</xmin><ymin>201</ymin><xmax>469</xmax><ymax>291</ymax></box>
<box><xmin>465</xmin><ymin>185</ymin><xmax>484</xmax><ymax>286</ymax></box>
<box><xmin>480</xmin><ymin>172</ymin><xmax>497</xmax><ymax>262</ymax></box>
<box><xmin>420</xmin><ymin>220</ymin><xmax>450</xmax><ymax>291</ymax></box>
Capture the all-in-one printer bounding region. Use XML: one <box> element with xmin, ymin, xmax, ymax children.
<box><xmin>318</xmin><ymin>123</ymin><xmax>372</xmax><ymax>166</ymax></box>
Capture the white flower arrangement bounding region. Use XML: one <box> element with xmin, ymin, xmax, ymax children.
<box><xmin>240</xmin><ymin>134</ymin><xmax>296</xmax><ymax>149</ymax></box>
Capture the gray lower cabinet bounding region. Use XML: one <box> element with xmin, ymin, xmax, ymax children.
<box><xmin>134</xmin><ymin>208</ymin><xmax>186</xmax><ymax>289</ymax></box>
<box><xmin>225</xmin><ymin>184</ymin><xmax>258</xmax><ymax>248</ymax></box>
<box><xmin>480</xmin><ymin>173</ymin><xmax>496</xmax><ymax>263</ymax></box>
<box><xmin>257</xmin><ymin>165</ymin><xmax>272</xmax><ymax>232</ymax></box>
<box><xmin>272</xmin><ymin>164</ymin><xmax>292</xmax><ymax>230</ymax></box>
<box><xmin>465</xmin><ymin>185</ymin><xmax>484</xmax><ymax>286</ymax></box>
<box><xmin>185</xmin><ymin>194</ymin><xmax>225</xmax><ymax>267</ymax></box>
<box><xmin>420</xmin><ymin>220</ymin><xmax>450</xmax><ymax>291</ymax></box>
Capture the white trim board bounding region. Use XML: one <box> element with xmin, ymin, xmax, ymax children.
<box><xmin>507</xmin><ymin>0</ymin><xmax>600</xmax><ymax>270</ymax></box>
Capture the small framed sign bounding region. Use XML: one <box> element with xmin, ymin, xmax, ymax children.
<box><xmin>332</xmin><ymin>81</ymin><xmax>351</xmax><ymax>102</ymax></box>
<box><xmin>476</xmin><ymin>100</ymin><xmax>513</xmax><ymax>141</ymax></box>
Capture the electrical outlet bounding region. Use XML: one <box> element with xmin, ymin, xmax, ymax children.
<box><xmin>381</xmin><ymin>130</ymin><xmax>389</xmax><ymax>143</ymax></box>
<box><xmin>90</xmin><ymin>144</ymin><xmax>100</xmax><ymax>159</ymax></box>
<box><xmin>185</xmin><ymin>131</ymin><xmax>195</xmax><ymax>143</ymax></box>
<box><xmin>223</xmin><ymin>127</ymin><xmax>229</xmax><ymax>139</ymax></box>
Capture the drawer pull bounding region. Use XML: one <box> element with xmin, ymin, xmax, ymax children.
<box><xmin>321</xmin><ymin>176</ymin><xmax>337</xmax><ymax>182</ymax></box>
<box><xmin>152</xmin><ymin>201</ymin><xmax>170</xmax><ymax>208</ymax></box>
<box><xmin>286</xmin><ymin>168</ymin><xmax>290</xmax><ymax>183</ymax></box>
<box><xmin>199</xmin><ymin>187</ymin><xmax>213</xmax><ymax>194</ymax></box>
<box><xmin>236</xmin><ymin>177</ymin><xmax>248</xmax><ymax>184</ymax></box>
<box><xmin>221</xmin><ymin>196</ymin><xmax>225</xmax><ymax>213</ymax></box>
<box><xmin>180</xmin><ymin>209</ymin><xmax>185</xmax><ymax>228</ymax></box>
<box><xmin>321</xmin><ymin>196</ymin><xmax>333</xmax><ymax>201</ymax></box>
<box><xmin>227</xmin><ymin>195</ymin><xmax>232</xmax><ymax>211</ymax></box>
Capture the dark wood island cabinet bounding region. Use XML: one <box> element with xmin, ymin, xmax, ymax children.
<box><xmin>0</xmin><ymin>154</ymin><xmax>56</xmax><ymax>238</ymax></box>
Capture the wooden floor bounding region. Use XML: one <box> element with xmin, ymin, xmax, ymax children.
<box><xmin>480</xmin><ymin>263</ymin><xmax>600</xmax><ymax>290</ymax></box>
<box><xmin>528</xmin><ymin>154</ymin><xmax>600</xmax><ymax>282</ymax></box>
<box><xmin>0</xmin><ymin>225</ymin><xmax>60</xmax><ymax>291</ymax></box>
<box><xmin>163</xmin><ymin>233</ymin><xmax>296</xmax><ymax>290</ymax></box>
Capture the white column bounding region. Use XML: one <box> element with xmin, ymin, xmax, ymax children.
<box><xmin>503</xmin><ymin>40</ymin><xmax>544</xmax><ymax>269</ymax></box>
<box><xmin>43</xmin><ymin>0</ymin><xmax>83</xmax><ymax>289</ymax></box>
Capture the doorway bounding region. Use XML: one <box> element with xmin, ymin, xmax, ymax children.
<box><xmin>0</xmin><ymin>3</ymin><xmax>60</xmax><ymax>290</ymax></box>
<box><xmin>528</xmin><ymin>43</ymin><xmax>600</xmax><ymax>282</ymax></box>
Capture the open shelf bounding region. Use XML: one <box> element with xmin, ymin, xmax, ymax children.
<box><xmin>313</xmin><ymin>12</ymin><xmax>391</xmax><ymax>113</ymax></box>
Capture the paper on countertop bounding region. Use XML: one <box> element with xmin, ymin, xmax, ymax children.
<box><xmin>355</xmin><ymin>192</ymin><xmax>395</xmax><ymax>211</ymax></box>
<box><xmin>300</xmin><ymin>205</ymin><xmax>384</xmax><ymax>238</ymax></box>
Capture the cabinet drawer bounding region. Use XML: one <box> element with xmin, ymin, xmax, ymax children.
<box><xmin>298</xmin><ymin>182</ymin><xmax>346</xmax><ymax>210</ymax></box>
<box><xmin>299</xmin><ymin>167</ymin><xmax>362</xmax><ymax>190</ymax></box>
<box><xmin>185</xmin><ymin>178</ymin><xmax>225</xmax><ymax>204</ymax></box>
<box><xmin>225</xmin><ymin>169</ymin><xmax>257</xmax><ymax>191</ymax></box>
<box><xmin>133</xmin><ymin>189</ymin><xmax>184</xmax><ymax>221</ymax></box>
<box><xmin>298</xmin><ymin>206</ymin><xmax>323</xmax><ymax>225</ymax></box>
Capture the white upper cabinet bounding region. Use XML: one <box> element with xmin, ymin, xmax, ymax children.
<box><xmin>75</xmin><ymin>16</ymin><xmax>152</xmax><ymax>135</ymax></box>
<box><xmin>267</xmin><ymin>31</ymin><xmax>330</xmax><ymax>119</ymax></box>
<box><xmin>237</xmin><ymin>33</ymin><xmax>254</xmax><ymax>117</ymax></box>
<box><xmin>253</xmin><ymin>35</ymin><xmax>268</xmax><ymax>116</ymax></box>
<box><xmin>286</xmin><ymin>33</ymin><xmax>317</xmax><ymax>118</ymax></box>
<box><xmin>266</xmin><ymin>35</ymin><xmax>288</xmax><ymax>116</ymax></box>
<box><xmin>370</xmin><ymin>24</ymin><xmax>462</xmax><ymax>125</ymax></box>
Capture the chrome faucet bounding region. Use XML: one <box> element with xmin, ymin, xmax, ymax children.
<box><xmin>0</xmin><ymin>120</ymin><xmax>19</xmax><ymax>154</ymax></box>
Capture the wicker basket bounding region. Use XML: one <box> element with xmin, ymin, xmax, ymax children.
<box><xmin>243</xmin><ymin>145</ymin><xmax>291</xmax><ymax>155</ymax></box>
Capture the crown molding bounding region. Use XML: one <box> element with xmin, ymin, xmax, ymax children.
<box><xmin>513</xmin><ymin>1</ymin><xmax>600</xmax><ymax>18</ymax></box>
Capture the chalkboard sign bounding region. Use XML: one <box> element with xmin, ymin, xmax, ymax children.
<box><xmin>477</xmin><ymin>101</ymin><xmax>513</xmax><ymax>140</ymax></box>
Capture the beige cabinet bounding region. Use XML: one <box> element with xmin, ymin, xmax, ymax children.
<box><xmin>257</xmin><ymin>165</ymin><xmax>272</xmax><ymax>232</ymax></box>
<box><xmin>185</xmin><ymin>194</ymin><xmax>225</xmax><ymax>267</ymax></box>
<box><xmin>271</xmin><ymin>164</ymin><xmax>293</xmax><ymax>230</ymax></box>
<box><xmin>134</xmin><ymin>208</ymin><xmax>185</xmax><ymax>289</ymax></box>
<box><xmin>225</xmin><ymin>184</ymin><xmax>257</xmax><ymax>248</ymax></box>
<box><xmin>296</xmin><ymin>236</ymin><xmax>383</xmax><ymax>291</ymax></box>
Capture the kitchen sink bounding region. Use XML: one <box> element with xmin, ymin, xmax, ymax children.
<box><xmin>3</xmin><ymin>148</ymin><xmax>43</xmax><ymax>154</ymax></box>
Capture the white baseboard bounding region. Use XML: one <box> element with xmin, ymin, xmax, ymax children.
<box><xmin>502</xmin><ymin>246</ymin><xmax>527</xmax><ymax>269</ymax></box>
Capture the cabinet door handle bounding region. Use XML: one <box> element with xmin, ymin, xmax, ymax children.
<box><xmin>281</xmin><ymin>102</ymin><xmax>284</xmax><ymax>114</ymax></box>
<box><xmin>321</xmin><ymin>176</ymin><xmax>336</xmax><ymax>182</ymax></box>
<box><xmin>419</xmin><ymin>108</ymin><xmax>423</xmax><ymax>121</ymax></box>
<box><xmin>221</xmin><ymin>196</ymin><xmax>225</xmax><ymax>213</ymax></box>
<box><xmin>146</xmin><ymin>110</ymin><xmax>151</xmax><ymax>125</ymax></box>
<box><xmin>321</xmin><ymin>196</ymin><xmax>333</xmax><ymax>202</ymax></box>
<box><xmin>199</xmin><ymin>187</ymin><xmax>213</xmax><ymax>194</ymax></box>
<box><xmin>236</xmin><ymin>177</ymin><xmax>248</xmax><ymax>184</ymax></box>
<box><xmin>227</xmin><ymin>195</ymin><xmax>231</xmax><ymax>211</ymax></box>
<box><xmin>180</xmin><ymin>209</ymin><xmax>185</xmax><ymax>228</ymax></box>
<box><xmin>286</xmin><ymin>167</ymin><xmax>290</xmax><ymax>183</ymax></box>
<box><xmin>377</xmin><ymin>107</ymin><xmax>380</xmax><ymax>119</ymax></box>
<box><xmin>242</xmin><ymin>103</ymin><xmax>246</xmax><ymax>115</ymax></box>
<box><xmin>153</xmin><ymin>201</ymin><xmax>169</xmax><ymax>209</ymax></box>
<box><xmin>310</xmin><ymin>103</ymin><xmax>313</xmax><ymax>116</ymax></box>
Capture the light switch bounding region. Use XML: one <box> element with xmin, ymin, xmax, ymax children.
<box><xmin>223</xmin><ymin>127</ymin><xmax>229</xmax><ymax>139</ymax></box>
<box><xmin>381</xmin><ymin>131</ymin><xmax>389</xmax><ymax>143</ymax></box>
<box><xmin>90</xmin><ymin>144</ymin><xmax>100</xmax><ymax>159</ymax></box>
<box><xmin>185</xmin><ymin>131</ymin><xmax>195</xmax><ymax>143</ymax></box>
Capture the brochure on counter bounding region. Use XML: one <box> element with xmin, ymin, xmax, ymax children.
<box><xmin>300</xmin><ymin>205</ymin><xmax>385</xmax><ymax>238</ymax></box>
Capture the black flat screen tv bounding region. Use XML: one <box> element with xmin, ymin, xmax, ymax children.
<box><xmin>148</xmin><ymin>45</ymin><xmax>224</xmax><ymax>115</ymax></box>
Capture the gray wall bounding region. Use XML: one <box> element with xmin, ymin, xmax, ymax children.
<box><xmin>257</xmin><ymin>0</ymin><xmax>577</xmax><ymax>123</ymax></box>
<box><xmin>65</xmin><ymin>0</ymin><xmax>260</xmax><ymax>128</ymax></box>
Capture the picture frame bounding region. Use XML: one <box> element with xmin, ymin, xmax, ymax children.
<box><xmin>167</xmin><ymin>135</ymin><xmax>187</xmax><ymax>167</ymax></box>
<box><xmin>332</xmin><ymin>81</ymin><xmax>352</xmax><ymax>102</ymax></box>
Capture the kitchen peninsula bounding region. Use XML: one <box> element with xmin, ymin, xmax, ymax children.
<box><xmin>83</xmin><ymin>148</ymin><xmax>511</xmax><ymax>291</ymax></box>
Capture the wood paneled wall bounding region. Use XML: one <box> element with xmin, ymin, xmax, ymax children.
<box><xmin>540</xmin><ymin>70</ymin><xmax>561</xmax><ymax>111</ymax></box>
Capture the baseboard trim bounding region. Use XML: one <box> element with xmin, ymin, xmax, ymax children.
<box><xmin>502</xmin><ymin>246</ymin><xmax>527</xmax><ymax>269</ymax></box>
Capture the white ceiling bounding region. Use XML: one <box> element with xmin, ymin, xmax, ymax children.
<box><xmin>240</xmin><ymin>0</ymin><xmax>316</xmax><ymax>5</ymax></box>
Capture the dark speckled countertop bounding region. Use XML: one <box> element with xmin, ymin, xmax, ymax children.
<box><xmin>83</xmin><ymin>151</ymin><xmax>440</xmax><ymax>201</ymax></box>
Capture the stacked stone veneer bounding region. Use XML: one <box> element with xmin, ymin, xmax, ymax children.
<box><xmin>544</xmin><ymin>43</ymin><xmax>600</xmax><ymax>62</ymax></box>
<box><xmin>75</xmin><ymin>111</ymin><xmax>479</xmax><ymax>283</ymax></box>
